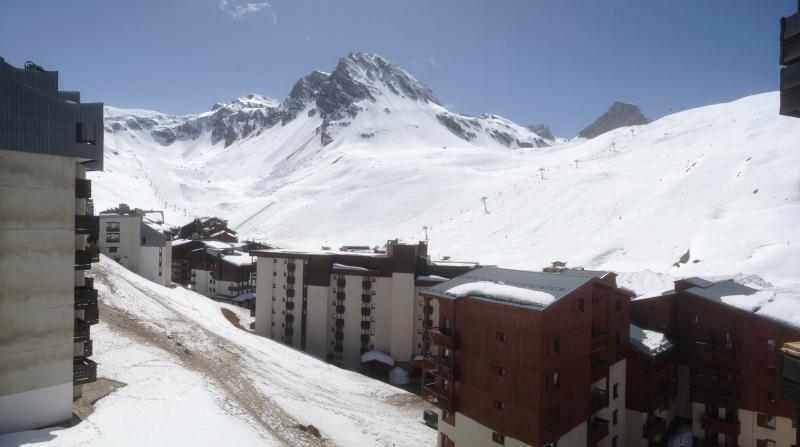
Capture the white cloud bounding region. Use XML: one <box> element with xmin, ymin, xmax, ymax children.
<box><xmin>219</xmin><ymin>0</ymin><xmax>271</xmax><ymax>19</ymax></box>
<box><xmin>428</xmin><ymin>57</ymin><xmax>439</xmax><ymax>68</ymax></box>
<box><xmin>270</xmin><ymin>11</ymin><xmax>279</xmax><ymax>24</ymax></box>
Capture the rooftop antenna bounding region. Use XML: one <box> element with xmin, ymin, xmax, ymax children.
<box><xmin>422</xmin><ymin>225</ymin><xmax>429</xmax><ymax>241</ymax></box>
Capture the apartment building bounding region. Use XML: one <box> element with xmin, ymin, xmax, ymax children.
<box><xmin>188</xmin><ymin>241</ymin><xmax>256</xmax><ymax>301</ymax></box>
<box><xmin>782</xmin><ymin>343</ymin><xmax>800</xmax><ymax>447</ymax></box>
<box><xmin>98</xmin><ymin>211</ymin><xmax>173</xmax><ymax>286</ymax></box>
<box><xmin>251</xmin><ymin>241</ymin><xmax>478</xmax><ymax>369</ymax></box>
<box><xmin>0</xmin><ymin>57</ymin><xmax>102</xmax><ymax>433</ymax></box>
<box><xmin>420</xmin><ymin>267</ymin><xmax>634</xmax><ymax>447</ymax></box>
<box><xmin>625</xmin><ymin>323</ymin><xmax>677</xmax><ymax>446</ymax></box>
<box><xmin>632</xmin><ymin>277</ymin><xmax>800</xmax><ymax>446</ymax></box>
<box><xmin>178</xmin><ymin>217</ymin><xmax>238</xmax><ymax>242</ymax></box>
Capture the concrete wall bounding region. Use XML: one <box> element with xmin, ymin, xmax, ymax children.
<box><xmin>389</xmin><ymin>272</ymin><xmax>415</xmax><ymax>363</ymax></box>
<box><xmin>254</xmin><ymin>257</ymin><xmax>273</xmax><ymax>337</ymax></box>
<box><xmin>306</xmin><ymin>285</ymin><xmax>329</xmax><ymax>358</ymax></box>
<box><xmin>99</xmin><ymin>215</ymin><xmax>140</xmax><ymax>270</ymax></box>
<box><xmin>0</xmin><ymin>149</ymin><xmax>76</xmax><ymax>433</ymax></box>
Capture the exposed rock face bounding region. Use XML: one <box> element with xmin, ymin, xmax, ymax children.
<box><xmin>577</xmin><ymin>101</ymin><xmax>650</xmax><ymax>139</ymax></box>
<box><xmin>527</xmin><ymin>123</ymin><xmax>555</xmax><ymax>141</ymax></box>
<box><xmin>105</xmin><ymin>52</ymin><xmax>551</xmax><ymax>149</ymax></box>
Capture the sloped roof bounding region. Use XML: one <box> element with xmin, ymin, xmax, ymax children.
<box><xmin>422</xmin><ymin>267</ymin><xmax>611</xmax><ymax>311</ymax></box>
<box><xmin>629</xmin><ymin>323</ymin><xmax>674</xmax><ymax>357</ymax></box>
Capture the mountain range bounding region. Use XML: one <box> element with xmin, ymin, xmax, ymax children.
<box><xmin>90</xmin><ymin>52</ymin><xmax>800</xmax><ymax>292</ymax></box>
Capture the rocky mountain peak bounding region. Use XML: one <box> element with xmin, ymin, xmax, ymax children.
<box><xmin>577</xmin><ymin>101</ymin><xmax>650</xmax><ymax>139</ymax></box>
<box><xmin>526</xmin><ymin>123</ymin><xmax>555</xmax><ymax>141</ymax></box>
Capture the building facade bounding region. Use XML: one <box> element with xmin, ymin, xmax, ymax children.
<box><xmin>188</xmin><ymin>241</ymin><xmax>256</xmax><ymax>302</ymax></box>
<box><xmin>632</xmin><ymin>278</ymin><xmax>800</xmax><ymax>446</ymax></box>
<box><xmin>0</xmin><ymin>57</ymin><xmax>102</xmax><ymax>433</ymax></box>
<box><xmin>251</xmin><ymin>241</ymin><xmax>478</xmax><ymax>370</ymax></box>
<box><xmin>420</xmin><ymin>267</ymin><xmax>633</xmax><ymax>447</ymax></box>
<box><xmin>98</xmin><ymin>212</ymin><xmax>173</xmax><ymax>286</ymax></box>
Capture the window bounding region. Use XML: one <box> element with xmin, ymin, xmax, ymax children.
<box><xmin>106</xmin><ymin>222</ymin><xmax>120</xmax><ymax>232</ymax></box>
<box><xmin>613</xmin><ymin>383</ymin><xmax>619</xmax><ymax>399</ymax></box>
<box><xmin>491</xmin><ymin>432</ymin><xmax>504</xmax><ymax>445</ymax></box>
<box><xmin>543</xmin><ymin>443</ymin><xmax>558</xmax><ymax>447</ymax></box>
<box><xmin>767</xmin><ymin>391</ymin><xmax>776</xmax><ymax>403</ymax></box>
<box><xmin>615</xmin><ymin>300</ymin><xmax>622</xmax><ymax>311</ymax></box>
<box><xmin>546</xmin><ymin>371</ymin><xmax>560</xmax><ymax>390</ymax></box>
<box><xmin>692</xmin><ymin>315</ymin><xmax>699</xmax><ymax>323</ymax></box>
<box><xmin>767</xmin><ymin>339</ymin><xmax>776</xmax><ymax>351</ymax></box>
<box><xmin>766</xmin><ymin>415</ymin><xmax>777</xmax><ymax>429</ymax></box>
<box><xmin>612</xmin><ymin>436</ymin><xmax>618</xmax><ymax>447</ymax></box>
<box><xmin>141</xmin><ymin>237</ymin><xmax>146</xmax><ymax>245</ymax></box>
<box><xmin>492</xmin><ymin>399</ymin><xmax>505</xmax><ymax>411</ymax></box>
<box><xmin>545</xmin><ymin>407</ymin><xmax>560</xmax><ymax>428</ymax></box>
<box><xmin>615</xmin><ymin>334</ymin><xmax>621</xmax><ymax>346</ymax></box>
<box><xmin>496</xmin><ymin>331</ymin><xmax>507</xmax><ymax>342</ymax></box>
<box><xmin>612</xmin><ymin>410</ymin><xmax>618</xmax><ymax>425</ymax></box>
<box><xmin>767</xmin><ymin>365</ymin><xmax>776</xmax><ymax>377</ymax></box>
<box><xmin>108</xmin><ymin>247</ymin><xmax>118</xmax><ymax>253</ymax></box>
<box><xmin>574</xmin><ymin>299</ymin><xmax>584</xmax><ymax>313</ymax></box>
<box><xmin>495</xmin><ymin>366</ymin><xmax>507</xmax><ymax>377</ymax></box>
<box><xmin>549</xmin><ymin>337</ymin><xmax>561</xmax><ymax>355</ymax></box>
<box><xmin>106</xmin><ymin>233</ymin><xmax>120</xmax><ymax>243</ymax></box>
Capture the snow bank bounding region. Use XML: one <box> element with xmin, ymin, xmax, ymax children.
<box><xmin>361</xmin><ymin>350</ymin><xmax>395</xmax><ymax>366</ymax></box>
<box><xmin>332</xmin><ymin>263</ymin><xmax>370</xmax><ymax>271</ymax></box>
<box><xmin>390</xmin><ymin>367</ymin><xmax>410</xmax><ymax>385</ymax></box>
<box><xmin>447</xmin><ymin>281</ymin><xmax>556</xmax><ymax>306</ymax></box>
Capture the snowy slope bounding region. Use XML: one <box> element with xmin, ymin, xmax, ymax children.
<box><xmin>90</xmin><ymin>52</ymin><xmax>800</xmax><ymax>290</ymax></box>
<box><xmin>0</xmin><ymin>256</ymin><xmax>434</xmax><ymax>447</ymax></box>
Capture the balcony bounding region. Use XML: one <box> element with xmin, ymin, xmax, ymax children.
<box><xmin>362</xmin><ymin>280</ymin><xmax>372</xmax><ymax>290</ymax></box>
<box><xmin>79</xmin><ymin>308</ymin><xmax>99</xmax><ymax>325</ymax></box>
<box><xmin>74</xmin><ymin>319</ymin><xmax>91</xmax><ymax>343</ymax></box>
<box><xmin>587</xmin><ymin>417</ymin><xmax>609</xmax><ymax>446</ymax></box>
<box><xmin>591</xmin><ymin>359</ymin><xmax>608</xmax><ymax>382</ymax></box>
<box><xmin>79</xmin><ymin>340</ymin><xmax>93</xmax><ymax>357</ymax></box>
<box><xmin>592</xmin><ymin>330</ymin><xmax>608</xmax><ymax>352</ymax></box>
<box><xmin>646</xmin><ymin>384</ymin><xmax>674</xmax><ymax>412</ymax></box>
<box><xmin>590</xmin><ymin>389</ymin><xmax>608</xmax><ymax>413</ymax></box>
<box><xmin>643</xmin><ymin>416</ymin><xmax>666</xmax><ymax>439</ymax></box>
<box><xmin>75</xmin><ymin>215</ymin><xmax>99</xmax><ymax>237</ymax></box>
<box><xmin>425</xmin><ymin>328</ymin><xmax>455</xmax><ymax>349</ymax></box>
<box><xmin>75</xmin><ymin>247</ymin><xmax>100</xmax><ymax>270</ymax></box>
<box><xmin>75</xmin><ymin>178</ymin><xmax>92</xmax><ymax>199</ymax></box>
<box><xmin>694</xmin><ymin>340</ymin><xmax>736</xmax><ymax>356</ymax></box>
<box><xmin>74</xmin><ymin>284</ymin><xmax>98</xmax><ymax>310</ymax></box>
<box><xmin>700</xmin><ymin>415</ymin><xmax>740</xmax><ymax>436</ymax></box>
<box><xmin>692</xmin><ymin>388</ymin><xmax>737</xmax><ymax>408</ymax></box>
<box><xmin>73</xmin><ymin>356</ymin><xmax>97</xmax><ymax>385</ymax></box>
<box><xmin>422</xmin><ymin>381</ymin><xmax>453</xmax><ymax>411</ymax></box>
<box><xmin>424</xmin><ymin>357</ymin><xmax>454</xmax><ymax>380</ymax></box>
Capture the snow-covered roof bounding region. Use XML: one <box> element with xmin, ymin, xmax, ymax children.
<box><xmin>332</xmin><ymin>263</ymin><xmax>371</xmax><ymax>272</ymax></box>
<box><xmin>171</xmin><ymin>238</ymin><xmax>193</xmax><ymax>247</ymax></box>
<box><xmin>447</xmin><ymin>281</ymin><xmax>556</xmax><ymax>307</ymax></box>
<box><xmin>221</xmin><ymin>251</ymin><xmax>254</xmax><ymax>267</ymax></box>
<box><xmin>202</xmin><ymin>240</ymin><xmax>235</xmax><ymax>250</ymax></box>
<box><xmin>423</xmin><ymin>267</ymin><xmax>614</xmax><ymax>311</ymax></box>
<box><xmin>361</xmin><ymin>350</ymin><xmax>395</xmax><ymax>366</ymax></box>
<box><xmin>416</xmin><ymin>275</ymin><xmax>449</xmax><ymax>282</ymax></box>
<box><xmin>629</xmin><ymin>323</ymin><xmax>674</xmax><ymax>357</ymax></box>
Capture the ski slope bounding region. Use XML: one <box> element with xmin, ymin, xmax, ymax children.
<box><xmin>90</xmin><ymin>53</ymin><xmax>800</xmax><ymax>290</ymax></box>
<box><xmin>0</xmin><ymin>256</ymin><xmax>435</xmax><ymax>447</ymax></box>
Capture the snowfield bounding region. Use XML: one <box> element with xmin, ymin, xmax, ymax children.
<box><xmin>0</xmin><ymin>256</ymin><xmax>435</xmax><ymax>447</ymax></box>
<box><xmin>91</xmin><ymin>81</ymin><xmax>800</xmax><ymax>293</ymax></box>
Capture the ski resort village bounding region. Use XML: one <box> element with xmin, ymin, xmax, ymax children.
<box><xmin>3</xmin><ymin>2</ymin><xmax>800</xmax><ymax>446</ymax></box>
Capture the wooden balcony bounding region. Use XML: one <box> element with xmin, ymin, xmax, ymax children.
<box><xmin>700</xmin><ymin>415</ymin><xmax>740</xmax><ymax>436</ymax></box>
<box><xmin>643</xmin><ymin>416</ymin><xmax>666</xmax><ymax>439</ymax></box>
<box><xmin>590</xmin><ymin>389</ymin><xmax>608</xmax><ymax>413</ymax></box>
<box><xmin>592</xmin><ymin>331</ymin><xmax>608</xmax><ymax>352</ymax></box>
<box><xmin>425</xmin><ymin>328</ymin><xmax>455</xmax><ymax>349</ymax></box>
<box><xmin>73</xmin><ymin>356</ymin><xmax>97</xmax><ymax>385</ymax></box>
<box><xmin>692</xmin><ymin>388</ymin><xmax>737</xmax><ymax>408</ymax></box>
<box><xmin>782</xmin><ymin>348</ymin><xmax>800</xmax><ymax>407</ymax></box>
<box><xmin>422</xmin><ymin>380</ymin><xmax>453</xmax><ymax>412</ymax></box>
<box><xmin>694</xmin><ymin>340</ymin><xmax>737</xmax><ymax>356</ymax></box>
<box><xmin>587</xmin><ymin>417</ymin><xmax>609</xmax><ymax>446</ymax></box>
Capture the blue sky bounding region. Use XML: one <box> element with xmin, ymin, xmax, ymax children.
<box><xmin>1</xmin><ymin>0</ymin><xmax>796</xmax><ymax>136</ymax></box>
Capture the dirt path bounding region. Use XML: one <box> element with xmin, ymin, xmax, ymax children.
<box><xmin>95</xmin><ymin>269</ymin><xmax>329</xmax><ymax>447</ymax></box>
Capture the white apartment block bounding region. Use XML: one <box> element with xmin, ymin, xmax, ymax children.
<box><xmin>98</xmin><ymin>213</ymin><xmax>172</xmax><ymax>286</ymax></box>
<box><xmin>252</xmin><ymin>241</ymin><xmax>477</xmax><ymax>370</ymax></box>
<box><xmin>0</xmin><ymin>57</ymin><xmax>102</xmax><ymax>433</ymax></box>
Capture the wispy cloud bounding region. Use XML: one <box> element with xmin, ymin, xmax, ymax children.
<box><xmin>219</xmin><ymin>0</ymin><xmax>270</xmax><ymax>19</ymax></box>
<box><xmin>428</xmin><ymin>57</ymin><xmax>439</xmax><ymax>68</ymax></box>
<box><xmin>270</xmin><ymin>11</ymin><xmax>279</xmax><ymax>24</ymax></box>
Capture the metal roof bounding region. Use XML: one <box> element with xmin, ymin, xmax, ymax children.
<box><xmin>682</xmin><ymin>277</ymin><xmax>715</xmax><ymax>288</ymax></box>
<box><xmin>421</xmin><ymin>267</ymin><xmax>608</xmax><ymax>311</ymax></box>
<box><xmin>685</xmin><ymin>280</ymin><xmax>758</xmax><ymax>303</ymax></box>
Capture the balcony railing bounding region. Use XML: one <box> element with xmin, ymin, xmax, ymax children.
<box><xmin>75</xmin><ymin>215</ymin><xmax>99</xmax><ymax>237</ymax></box>
<box><xmin>692</xmin><ymin>388</ymin><xmax>737</xmax><ymax>408</ymax></box>
<box><xmin>587</xmin><ymin>417</ymin><xmax>609</xmax><ymax>446</ymax></box>
<box><xmin>591</xmin><ymin>359</ymin><xmax>608</xmax><ymax>382</ymax></box>
<box><xmin>75</xmin><ymin>178</ymin><xmax>92</xmax><ymax>199</ymax></box>
<box><xmin>80</xmin><ymin>308</ymin><xmax>99</xmax><ymax>325</ymax></box>
<box><xmin>643</xmin><ymin>416</ymin><xmax>666</xmax><ymax>439</ymax></box>
<box><xmin>74</xmin><ymin>284</ymin><xmax>98</xmax><ymax>310</ymax></box>
<box><xmin>422</xmin><ymin>381</ymin><xmax>453</xmax><ymax>411</ymax></box>
<box><xmin>74</xmin><ymin>319</ymin><xmax>90</xmax><ymax>343</ymax></box>
<box><xmin>75</xmin><ymin>247</ymin><xmax>100</xmax><ymax>270</ymax></box>
<box><xmin>590</xmin><ymin>389</ymin><xmax>608</xmax><ymax>413</ymax></box>
<box><xmin>425</xmin><ymin>328</ymin><xmax>455</xmax><ymax>349</ymax></box>
<box><xmin>73</xmin><ymin>356</ymin><xmax>97</xmax><ymax>385</ymax></box>
<box><xmin>700</xmin><ymin>415</ymin><xmax>740</xmax><ymax>436</ymax></box>
<box><xmin>694</xmin><ymin>340</ymin><xmax>737</xmax><ymax>355</ymax></box>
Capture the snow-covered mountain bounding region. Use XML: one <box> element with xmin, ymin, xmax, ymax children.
<box><xmin>91</xmin><ymin>53</ymin><xmax>800</xmax><ymax>290</ymax></box>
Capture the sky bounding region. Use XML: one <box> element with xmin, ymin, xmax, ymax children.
<box><xmin>1</xmin><ymin>0</ymin><xmax>796</xmax><ymax>136</ymax></box>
